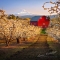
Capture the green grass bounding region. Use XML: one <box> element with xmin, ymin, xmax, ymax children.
<box><xmin>0</xmin><ymin>35</ymin><xmax>60</xmax><ymax>60</ymax></box>
<box><xmin>47</xmin><ymin>40</ymin><xmax>60</xmax><ymax>60</ymax></box>
<box><xmin>41</xmin><ymin>29</ymin><xmax>46</xmax><ymax>34</ymax></box>
<box><xmin>0</xmin><ymin>37</ymin><xmax>38</xmax><ymax>60</ymax></box>
<box><xmin>0</xmin><ymin>48</ymin><xmax>22</xmax><ymax>60</ymax></box>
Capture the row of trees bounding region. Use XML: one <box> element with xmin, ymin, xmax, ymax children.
<box><xmin>46</xmin><ymin>16</ymin><xmax>60</xmax><ymax>41</ymax></box>
<box><xmin>0</xmin><ymin>16</ymin><xmax>41</xmax><ymax>46</ymax></box>
<box><xmin>7</xmin><ymin>14</ymin><xmax>20</xmax><ymax>20</ymax></box>
<box><xmin>7</xmin><ymin>14</ymin><xmax>30</xmax><ymax>21</ymax></box>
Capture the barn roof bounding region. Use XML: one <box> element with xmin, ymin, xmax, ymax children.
<box><xmin>30</xmin><ymin>16</ymin><xmax>40</xmax><ymax>21</ymax></box>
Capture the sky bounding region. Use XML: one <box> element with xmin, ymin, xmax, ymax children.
<box><xmin>0</xmin><ymin>0</ymin><xmax>57</xmax><ymax>16</ymax></box>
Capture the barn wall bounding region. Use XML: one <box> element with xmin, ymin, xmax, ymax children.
<box><xmin>38</xmin><ymin>18</ymin><xmax>50</xmax><ymax>28</ymax></box>
<box><xmin>30</xmin><ymin>21</ymin><xmax>38</xmax><ymax>26</ymax></box>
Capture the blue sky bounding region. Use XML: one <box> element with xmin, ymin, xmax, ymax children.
<box><xmin>0</xmin><ymin>0</ymin><xmax>57</xmax><ymax>15</ymax></box>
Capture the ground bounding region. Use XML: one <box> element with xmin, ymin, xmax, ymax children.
<box><xmin>0</xmin><ymin>34</ymin><xmax>60</xmax><ymax>60</ymax></box>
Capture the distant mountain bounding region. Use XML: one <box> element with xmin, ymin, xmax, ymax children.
<box><xmin>8</xmin><ymin>14</ymin><xmax>57</xmax><ymax>19</ymax></box>
<box><xmin>20</xmin><ymin>15</ymin><xmax>58</xmax><ymax>19</ymax></box>
<box><xmin>49</xmin><ymin>15</ymin><xmax>58</xmax><ymax>19</ymax></box>
<box><xmin>30</xmin><ymin>16</ymin><xmax>41</xmax><ymax>21</ymax></box>
<box><xmin>20</xmin><ymin>15</ymin><xmax>35</xmax><ymax>18</ymax></box>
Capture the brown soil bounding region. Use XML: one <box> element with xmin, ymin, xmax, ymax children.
<box><xmin>0</xmin><ymin>34</ymin><xmax>60</xmax><ymax>60</ymax></box>
<box><xmin>6</xmin><ymin>34</ymin><xmax>52</xmax><ymax>60</ymax></box>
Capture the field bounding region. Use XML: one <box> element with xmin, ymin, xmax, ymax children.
<box><xmin>0</xmin><ymin>34</ymin><xmax>60</xmax><ymax>60</ymax></box>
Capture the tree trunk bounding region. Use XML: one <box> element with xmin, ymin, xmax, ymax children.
<box><xmin>6</xmin><ymin>40</ymin><xmax>9</xmax><ymax>46</ymax></box>
<box><xmin>16</xmin><ymin>38</ymin><xmax>20</xmax><ymax>44</ymax></box>
<box><xmin>23</xmin><ymin>37</ymin><xmax>25</xmax><ymax>41</ymax></box>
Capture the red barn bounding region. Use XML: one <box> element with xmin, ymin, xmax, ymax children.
<box><xmin>30</xmin><ymin>16</ymin><xmax>50</xmax><ymax>28</ymax></box>
<box><xmin>30</xmin><ymin>16</ymin><xmax>40</xmax><ymax>26</ymax></box>
<box><xmin>38</xmin><ymin>16</ymin><xmax>50</xmax><ymax>28</ymax></box>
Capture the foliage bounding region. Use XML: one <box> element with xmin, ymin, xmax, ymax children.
<box><xmin>16</xmin><ymin>16</ymin><xmax>22</xmax><ymax>20</ymax></box>
<box><xmin>46</xmin><ymin>16</ymin><xmax>60</xmax><ymax>41</ymax></box>
<box><xmin>50</xmin><ymin>16</ymin><xmax>60</xmax><ymax>26</ymax></box>
<box><xmin>41</xmin><ymin>28</ymin><xmax>46</xmax><ymax>34</ymax></box>
<box><xmin>23</xmin><ymin>18</ymin><xmax>30</xmax><ymax>20</ymax></box>
<box><xmin>47</xmin><ymin>16</ymin><xmax>50</xmax><ymax>20</ymax></box>
<box><xmin>0</xmin><ymin>17</ymin><xmax>42</xmax><ymax>46</ymax></box>
<box><xmin>7</xmin><ymin>14</ymin><xmax>31</xmax><ymax>20</ymax></box>
<box><xmin>7</xmin><ymin>14</ymin><xmax>16</xmax><ymax>20</ymax></box>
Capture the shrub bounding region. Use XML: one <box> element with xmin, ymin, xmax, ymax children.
<box><xmin>41</xmin><ymin>28</ymin><xmax>46</xmax><ymax>34</ymax></box>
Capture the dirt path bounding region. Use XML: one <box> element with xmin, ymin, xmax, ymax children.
<box><xmin>6</xmin><ymin>35</ymin><xmax>52</xmax><ymax>60</ymax></box>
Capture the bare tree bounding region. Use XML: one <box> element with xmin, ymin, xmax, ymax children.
<box><xmin>42</xmin><ymin>0</ymin><xmax>60</xmax><ymax>15</ymax></box>
<box><xmin>42</xmin><ymin>0</ymin><xmax>60</xmax><ymax>41</ymax></box>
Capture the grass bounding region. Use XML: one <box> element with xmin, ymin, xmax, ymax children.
<box><xmin>41</xmin><ymin>28</ymin><xmax>47</xmax><ymax>34</ymax></box>
<box><xmin>0</xmin><ymin>48</ymin><xmax>23</xmax><ymax>60</ymax></box>
<box><xmin>0</xmin><ymin>43</ymin><xmax>33</xmax><ymax>60</ymax></box>
<box><xmin>0</xmin><ymin>36</ymin><xmax>39</xmax><ymax>60</ymax></box>
<box><xmin>47</xmin><ymin>36</ymin><xmax>60</xmax><ymax>60</ymax></box>
<box><xmin>5</xmin><ymin>34</ymin><xmax>51</xmax><ymax>60</ymax></box>
<box><xmin>0</xmin><ymin>35</ymin><xmax>60</xmax><ymax>60</ymax></box>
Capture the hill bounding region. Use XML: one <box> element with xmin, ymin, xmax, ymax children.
<box><xmin>20</xmin><ymin>15</ymin><xmax>57</xmax><ymax>19</ymax></box>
